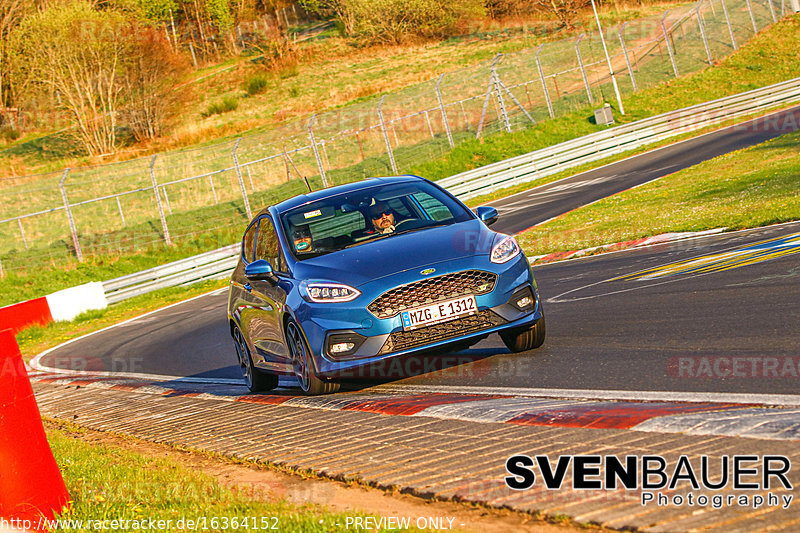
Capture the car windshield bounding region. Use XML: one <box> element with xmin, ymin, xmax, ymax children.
<box><xmin>280</xmin><ymin>181</ymin><xmax>472</xmax><ymax>260</ymax></box>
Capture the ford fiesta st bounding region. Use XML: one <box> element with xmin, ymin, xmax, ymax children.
<box><xmin>227</xmin><ymin>175</ymin><xmax>545</xmax><ymax>395</ymax></box>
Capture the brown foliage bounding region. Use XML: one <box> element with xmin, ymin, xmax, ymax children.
<box><xmin>120</xmin><ymin>26</ymin><xmax>192</xmax><ymax>142</ymax></box>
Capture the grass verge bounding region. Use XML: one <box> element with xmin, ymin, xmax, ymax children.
<box><xmin>17</xmin><ymin>279</ymin><xmax>227</xmax><ymax>362</ymax></box>
<box><xmin>46</xmin><ymin>422</ymin><xmax>409</xmax><ymax>533</ymax></box>
<box><xmin>516</xmin><ymin>130</ymin><xmax>800</xmax><ymax>255</ymax></box>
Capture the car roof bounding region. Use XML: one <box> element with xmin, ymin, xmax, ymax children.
<box><xmin>271</xmin><ymin>175</ymin><xmax>425</xmax><ymax>213</ymax></box>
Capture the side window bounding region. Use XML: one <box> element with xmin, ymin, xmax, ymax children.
<box><xmin>255</xmin><ymin>216</ymin><xmax>283</xmax><ymax>271</ymax></box>
<box><xmin>413</xmin><ymin>192</ymin><xmax>453</xmax><ymax>221</ymax></box>
<box><xmin>242</xmin><ymin>221</ymin><xmax>257</xmax><ymax>263</ymax></box>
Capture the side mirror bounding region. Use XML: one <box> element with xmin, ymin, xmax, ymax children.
<box><xmin>245</xmin><ymin>259</ymin><xmax>275</xmax><ymax>281</ymax></box>
<box><xmin>476</xmin><ymin>206</ymin><xmax>499</xmax><ymax>227</ymax></box>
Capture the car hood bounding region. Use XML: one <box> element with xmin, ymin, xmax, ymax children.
<box><xmin>292</xmin><ymin>220</ymin><xmax>498</xmax><ymax>287</ymax></box>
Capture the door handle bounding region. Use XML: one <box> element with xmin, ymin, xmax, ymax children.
<box><xmin>244</xmin><ymin>282</ymin><xmax>253</xmax><ymax>292</ymax></box>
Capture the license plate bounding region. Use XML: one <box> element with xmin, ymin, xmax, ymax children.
<box><xmin>400</xmin><ymin>295</ymin><xmax>477</xmax><ymax>331</ymax></box>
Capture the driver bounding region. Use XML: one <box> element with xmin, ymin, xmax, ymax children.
<box><xmin>369</xmin><ymin>202</ymin><xmax>396</xmax><ymax>234</ymax></box>
<box><xmin>292</xmin><ymin>225</ymin><xmax>313</xmax><ymax>252</ymax></box>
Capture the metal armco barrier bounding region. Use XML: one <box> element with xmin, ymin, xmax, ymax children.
<box><xmin>100</xmin><ymin>79</ymin><xmax>800</xmax><ymax>303</ymax></box>
<box><xmin>439</xmin><ymin>77</ymin><xmax>800</xmax><ymax>201</ymax></box>
<box><xmin>103</xmin><ymin>244</ymin><xmax>239</xmax><ymax>304</ymax></box>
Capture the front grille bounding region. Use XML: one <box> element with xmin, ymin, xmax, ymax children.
<box><xmin>368</xmin><ymin>270</ymin><xmax>497</xmax><ymax>319</ymax></box>
<box><xmin>377</xmin><ymin>310</ymin><xmax>506</xmax><ymax>355</ymax></box>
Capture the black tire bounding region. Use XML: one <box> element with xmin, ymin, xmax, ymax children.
<box><xmin>233</xmin><ymin>325</ymin><xmax>279</xmax><ymax>393</ymax></box>
<box><xmin>287</xmin><ymin>320</ymin><xmax>340</xmax><ymax>395</ymax></box>
<box><xmin>500</xmin><ymin>313</ymin><xmax>546</xmax><ymax>353</ymax></box>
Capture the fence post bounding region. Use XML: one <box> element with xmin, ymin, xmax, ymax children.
<box><xmin>59</xmin><ymin>168</ymin><xmax>83</xmax><ymax>262</ymax></box>
<box><xmin>116</xmin><ymin>196</ymin><xmax>126</xmax><ymax>227</ymax></box>
<box><xmin>618</xmin><ymin>22</ymin><xmax>638</xmax><ymax>92</ymax></box>
<box><xmin>149</xmin><ymin>155</ymin><xmax>172</xmax><ymax>246</ymax></box>
<box><xmin>162</xmin><ymin>188</ymin><xmax>172</xmax><ymax>215</ymax></box>
<box><xmin>209</xmin><ymin>176</ymin><xmax>218</xmax><ymax>204</ymax></box>
<box><xmin>307</xmin><ymin>115</ymin><xmax>328</xmax><ymax>187</ymax></box>
<box><xmin>475</xmin><ymin>57</ymin><xmax>498</xmax><ymax>138</ymax></box>
<box><xmin>17</xmin><ymin>219</ymin><xmax>28</xmax><ymax>250</ymax></box>
<box><xmin>661</xmin><ymin>11</ymin><xmax>679</xmax><ymax>78</ymax></box>
<box><xmin>232</xmin><ymin>139</ymin><xmax>253</xmax><ymax>220</ymax></box>
<box><xmin>744</xmin><ymin>0</ymin><xmax>759</xmax><ymax>33</ymax></box>
<box><xmin>424</xmin><ymin>110</ymin><xmax>435</xmax><ymax>139</ymax></box>
<box><xmin>766</xmin><ymin>0</ymin><xmax>777</xmax><ymax>22</ymax></box>
<box><xmin>696</xmin><ymin>2</ymin><xmax>714</xmax><ymax>65</ymax></box>
<box><xmin>435</xmin><ymin>74</ymin><xmax>454</xmax><ymax>148</ymax></box>
<box><xmin>491</xmin><ymin>57</ymin><xmax>512</xmax><ymax>133</ymax></box>
<box><xmin>536</xmin><ymin>45</ymin><xmax>555</xmax><ymax>119</ymax></box>
<box><xmin>377</xmin><ymin>96</ymin><xmax>398</xmax><ymax>174</ymax></box>
<box><xmin>575</xmin><ymin>34</ymin><xmax>594</xmax><ymax>106</ymax></box>
<box><xmin>721</xmin><ymin>0</ymin><xmax>738</xmax><ymax>50</ymax></box>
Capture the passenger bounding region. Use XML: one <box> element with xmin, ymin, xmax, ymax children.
<box><xmin>293</xmin><ymin>225</ymin><xmax>313</xmax><ymax>252</ymax></box>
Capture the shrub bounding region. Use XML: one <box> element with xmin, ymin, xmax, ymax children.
<box><xmin>245</xmin><ymin>73</ymin><xmax>270</xmax><ymax>95</ymax></box>
<box><xmin>201</xmin><ymin>96</ymin><xmax>240</xmax><ymax>117</ymax></box>
<box><xmin>0</xmin><ymin>125</ymin><xmax>21</xmax><ymax>143</ymax></box>
<box><xmin>303</xmin><ymin>0</ymin><xmax>485</xmax><ymax>44</ymax></box>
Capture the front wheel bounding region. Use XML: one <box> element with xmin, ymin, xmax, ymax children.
<box><xmin>287</xmin><ymin>320</ymin><xmax>340</xmax><ymax>395</ymax></box>
<box><xmin>233</xmin><ymin>326</ymin><xmax>278</xmax><ymax>393</ymax></box>
<box><xmin>500</xmin><ymin>313</ymin><xmax>546</xmax><ymax>353</ymax></box>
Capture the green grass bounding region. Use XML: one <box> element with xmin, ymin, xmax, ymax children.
<box><xmin>516</xmin><ymin>130</ymin><xmax>800</xmax><ymax>255</ymax></box>
<box><xmin>47</xmin><ymin>423</ymin><xmax>418</xmax><ymax>533</ymax></box>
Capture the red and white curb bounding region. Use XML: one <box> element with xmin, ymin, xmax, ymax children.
<box><xmin>528</xmin><ymin>228</ymin><xmax>727</xmax><ymax>265</ymax></box>
<box><xmin>0</xmin><ymin>282</ymin><xmax>107</xmax><ymax>334</ymax></box>
<box><xmin>27</xmin><ymin>371</ymin><xmax>800</xmax><ymax>441</ymax></box>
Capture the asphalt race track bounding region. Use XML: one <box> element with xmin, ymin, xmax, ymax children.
<box><xmin>37</xmin><ymin>106</ymin><xmax>800</xmax><ymax>397</ymax></box>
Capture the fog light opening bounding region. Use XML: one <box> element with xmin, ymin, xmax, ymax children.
<box><xmin>516</xmin><ymin>296</ymin><xmax>533</xmax><ymax>309</ymax></box>
<box><xmin>326</xmin><ymin>332</ymin><xmax>367</xmax><ymax>358</ymax></box>
<box><xmin>508</xmin><ymin>286</ymin><xmax>536</xmax><ymax>312</ymax></box>
<box><xmin>330</xmin><ymin>342</ymin><xmax>356</xmax><ymax>354</ymax></box>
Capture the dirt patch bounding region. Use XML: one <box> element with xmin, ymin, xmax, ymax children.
<box><xmin>45</xmin><ymin>418</ymin><xmax>608</xmax><ymax>533</ymax></box>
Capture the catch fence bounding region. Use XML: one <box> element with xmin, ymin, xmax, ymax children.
<box><xmin>0</xmin><ymin>0</ymin><xmax>795</xmax><ymax>275</ymax></box>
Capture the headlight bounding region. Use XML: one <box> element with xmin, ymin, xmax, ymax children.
<box><xmin>300</xmin><ymin>281</ymin><xmax>361</xmax><ymax>303</ymax></box>
<box><xmin>490</xmin><ymin>234</ymin><xmax>521</xmax><ymax>264</ymax></box>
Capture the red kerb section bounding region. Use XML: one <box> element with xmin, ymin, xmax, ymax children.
<box><xmin>0</xmin><ymin>297</ymin><xmax>53</xmax><ymax>334</ymax></box>
<box><xmin>342</xmin><ymin>393</ymin><xmax>509</xmax><ymax>416</ymax></box>
<box><xmin>507</xmin><ymin>401</ymin><xmax>753</xmax><ymax>429</ymax></box>
<box><xmin>235</xmin><ymin>395</ymin><xmax>294</xmax><ymax>405</ymax></box>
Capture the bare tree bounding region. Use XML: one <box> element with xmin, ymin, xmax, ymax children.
<box><xmin>11</xmin><ymin>1</ymin><xmax>130</xmax><ymax>155</ymax></box>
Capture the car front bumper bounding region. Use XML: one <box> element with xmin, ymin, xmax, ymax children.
<box><xmin>289</xmin><ymin>254</ymin><xmax>542</xmax><ymax>377</ymax></box>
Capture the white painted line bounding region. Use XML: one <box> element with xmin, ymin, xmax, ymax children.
<box><xmin>534</xmin><ymin>221</ymin><xmax>800</xmax><ymax>269</ymax></box>
<box><xmin>29</xmin><ymin>286</ymin><xmax>240</xmax><ymax>386</ymax></box>
<box><xmin>367</xmin><ymin>384</ymin><xmax>800</xmax><ymax>407</ymax></box>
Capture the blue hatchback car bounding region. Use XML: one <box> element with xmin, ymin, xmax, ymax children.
<box><xmin>227</xmin><ymin>175</ymin><xmax>545</xmax><ymax>394</ymax></box>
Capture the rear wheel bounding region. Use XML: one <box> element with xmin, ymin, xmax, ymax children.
<box><xmin>233</xmin><ymin>326</ymin><xmax>279</xmax><ymax>393</ymax></box>
<box><xmin>500</xmin><ymin>313</ymin><xmax>546</xmax><ymax>353</ymax></box>
<box><xmin>287</xmin><ymin>320</ymin><xmax>340</xmax><ymax>395</ymax></box>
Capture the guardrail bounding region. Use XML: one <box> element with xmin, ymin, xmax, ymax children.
<box><xmin>103</xmin><ymin>244</ymin><xmax>239</xmax><ymax>304</ymax></box>
<box><xmin>101</xmin><ymin>79</ymin><xmax>800</xmax><ymax>302</ymax></box>
<box><xmin>438</xmin><ymin>77</ymin><xmax>800</xmax><ymax>200</ymax></box>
